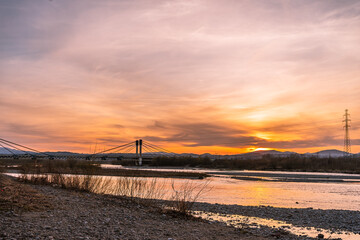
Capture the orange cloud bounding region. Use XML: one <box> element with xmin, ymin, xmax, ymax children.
<box><xmin>0</xmin><ymin>0</ymin><xmax>359</xmax><ymax>154</ymax></box>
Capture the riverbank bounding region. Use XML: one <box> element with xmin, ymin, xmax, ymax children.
<box><xmin>1</xmin><ymin>175</ymin><xmax>297</xmax><ymax>240</ymax></box>
<box><xmin>192</xmin><ymin>202</ymin><xmax>360</xmax><ymax>239</ymax></box>
<box><xmin>3</xmin><ymin>162</ymin><xmax>208</xmax><ymax>179</ymax></box>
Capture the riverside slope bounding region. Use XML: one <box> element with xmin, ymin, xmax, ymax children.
<box><xmin>1</xmin><ymin>179</ymin><xmax>275</xmax><ymax>240</ymax></box>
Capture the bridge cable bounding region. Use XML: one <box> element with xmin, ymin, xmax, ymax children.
<box><xmin>122</xmin><ymin>145</ymin><xmax>136</xmax><ymax>154</ymax></box>
<box><xmin>0</xmin><ymin>142</ymin><xmax>16</xmax><ymax>155</ymax></box>
<box><xmin>0</xmin><ymin>139</ymin><xmax>38</xmax><ymax>157</ymax></box>
<box><xmin>141</xmin><ymin>145</ymin><xmax>162</xmax><ymax>156</ymax></box>
<box><xmin>142</xmin><ymin>140</ymin><xmax>177</xmax><ymax>155</ymax></box>
<box><xmin>89</xmin><ymin>141</ymin><xmax>135</xmax><ymax>157</ymax></box>
<box><xmin>142</xmin><ymin>141</ymin><xmax>177</xmax><ymax>156</ymax></box>
<box><xmin>101</xmin><ymin>144</ymin><xmax>135</xmax><ymax>157</ymax></box>
<box><xmin>0</xmin><ymin>138</ymin><xmax>52</xmax><ymax>157</ymax></box>
<box><xmin>142</xmin><ymin>145</ymin><xmax>177</xmax><ymax>159</ymax></box>
<box><xmin>142</xmin><ymin>142</ymin><xmax>177</xmax><ymax>157</ymax></box>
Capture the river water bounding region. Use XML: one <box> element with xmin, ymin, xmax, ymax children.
<box><xmin>112</xmin><ymin>167</ymin><xmax>360</xmax><ymax>211</ymax></box>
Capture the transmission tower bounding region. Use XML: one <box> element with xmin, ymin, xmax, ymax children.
<box><xmin>343</xmin><ymin>109</ymin><xmax>351</xmax><ymax>155</ymax></box>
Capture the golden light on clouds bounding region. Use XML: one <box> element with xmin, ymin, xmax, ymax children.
<box><xmin>0</xmin><ymin>0</ymin><xmax>359</xmax><ymax>154</ymax></box>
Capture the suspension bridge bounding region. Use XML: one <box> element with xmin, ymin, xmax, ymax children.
<box><xmin>0</xmin><ymin>138</ymin><xmax>178</xmax><ymax>166</ymax></box>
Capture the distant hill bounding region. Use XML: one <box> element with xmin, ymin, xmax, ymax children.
<box><xmin>311</xmin><ymin>149</ymin><xmax>349</xmax><ymax>158</ymax></box>
<box><xmin>0</xmin><ymin>147</ymin><xmax>28</xmax><ymax>155</ymax></box>
<box><xmin>235</xmin><ymin>150</ymin><xmax>297</xmax><ymax>159</ymax></box>
<box><xmin>42</xmin><ymin>151</ymin><xmax>80</xmax><ymax>156</ymax></box>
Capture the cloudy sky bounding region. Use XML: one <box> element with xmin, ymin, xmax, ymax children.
<box><xmin>0</xmin><ymin>0</ymin><xmax>359</xmax><ymax>154</ymax></box>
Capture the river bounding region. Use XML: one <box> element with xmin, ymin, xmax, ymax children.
<box><xmin>110</xmin><ymin>166</ymin><xmax>360</xmax><ymax>211</ymax></box>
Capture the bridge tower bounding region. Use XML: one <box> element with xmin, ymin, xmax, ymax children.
<box><xmin>343</xmin><ymin>109</ymin><xmax>351</xmax><ymax>155</ymax></box>
<box><xmin>139</xmin><ymin>139</ymin><xmax>143</xmax><ymax>166</ymax></box>
<box><xmin>136</xmin><ymin>140</ymin><xmax>139</xmax><ymax>159</ymax></box>
<box><xmin>135</xmin><ymin>139</ymin><xmax>143</xmax><ymax>166</ymax></box>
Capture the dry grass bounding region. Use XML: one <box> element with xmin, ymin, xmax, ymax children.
<box><xmin>109</xmin><ymin>177</ymin><xmax>168</xmax><ymax>204</ymax></box>
<box><xmin>0</xmin><ymin>175</ymin><xmax>51</xmax><ymax>212</ymax></box>
<box><xmin>20</xmin><ymin>174</ymin><xmax>107</xmax><ymax>193</ymax></box>
<box><xmin>168</xmin><ymin>180</ymin><xmax>211</xmax><ymax>215</ymax></box>
<box><xmin>21</xmin><ymin>174</ymin><xmax>168</xmax><ymax>204</ymax></box>
<box><xmin>19</xmin><ymin>173</ymin><xmax>211</xmax><ymax>215</ymax></box>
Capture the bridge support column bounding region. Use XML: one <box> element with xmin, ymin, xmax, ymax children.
<box><xmin>136</xmin><ymin>140</ymin><xmax>139</xmax><ymax>158</ymax></box>
<box><xmin>139</xmin><ymin>139</ymin><xmax>142</xmax><ymax>166</ymax></box>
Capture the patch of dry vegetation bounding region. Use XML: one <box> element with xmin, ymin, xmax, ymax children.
<box><xmin>20</xmin><ymin>174</ymin><xmax>169</xmax><ymax>202</ymax></box>
<box><xmin>99</xmin><ymin>168</ymin><xmax>208</xmax><ymax>178</ymax></box>
<box><xmin>3</xmin><ymin>158</ymin><xmax>207</xmax><ymax>178</ymax></box>
<box><xmin>20</xmin><ymin>174</ymin><xmax>105</xmax><ymax>193</ymax></box>
<box><xmin>19</xmin><ymin>173</ymin><xmax>210</xmax><ymax>216</ymax></box>
<box><xmin>109</xmin><ymin>177</ymin><xmax>168</xmax><ymax>203</ymax></box>
<box><xmin>19</xmin><ymin>158</ymin><xmax>100</xmax><ymax>175</ymax></box>
<box><xmin>168</xmin><ymin>180</ymin><xmax>211</xmax><ymax>215</ymax></box>
<box><xmin>152</xmin><ymin>155</ymin><xmax>360</xmax><ymax>173</ymax></box>
<box><xmin>0</xmin><ymin>175</ymin><xmax>51</xmax><ymax>212</ymax></box>
<box><xmin>4</xmin><ymin>158</ymin><xmax>210</xmax><ymax>215</ymax></box>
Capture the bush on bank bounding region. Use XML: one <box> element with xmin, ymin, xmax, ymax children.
<box><xmin>151</xmin><ymin>155</ymin><xmax>360</xmax><ymax>173</ymax></box>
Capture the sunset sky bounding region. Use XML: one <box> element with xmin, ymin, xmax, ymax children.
<box><xmin>0</xmin><ymin>0</ymin><xmax>359</xmax><ymax>154</ymax></box>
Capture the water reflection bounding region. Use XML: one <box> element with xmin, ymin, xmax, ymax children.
<box><xmin>193</xmin><ymin>211</ymin><xmax>359</xmax><ymax>240</ymax></box>
<box><xmin>196</xmin><ymin>177</ymin><xmax>360</xmax><ymax>211</ymax></box>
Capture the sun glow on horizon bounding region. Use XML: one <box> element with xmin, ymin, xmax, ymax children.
<box><xmin>246</xmin><ymin>147</ymin><xmax>274</xmax><ymax>152</ymax></box>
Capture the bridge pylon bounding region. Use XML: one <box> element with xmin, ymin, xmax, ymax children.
<box><xmin>139</xmin><ymin>139</ymin><xmax>142</xmax><ymax>166</ymax></box>
<box><xmin>135</xmin><ymin>139</ymin><xmax>143</xmax><ymax>166</ymax></box>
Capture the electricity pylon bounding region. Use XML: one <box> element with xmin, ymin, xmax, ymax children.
<box><xmin>343</xmin><ymin>109</ymin><xmax>351</xmax><ymax>155</ymax></box>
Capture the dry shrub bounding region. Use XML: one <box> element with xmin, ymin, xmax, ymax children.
<box><xmin>111</xmin><ymin>177</ymin><xmax>167</xmax><ymax>204</ymax></box>
<box><xmin>47</xmin><ymin>174</ymin><xmax>104</xmax><ymax>192</ymax></box>
<box><xmin>169</xmin><ymin>179</ymin><xmax>211</xmax><ymax>215</ymax></box>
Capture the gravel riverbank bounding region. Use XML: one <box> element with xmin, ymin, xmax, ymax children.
<box><xmin>191</xmin><ymin>202</ymin><xmax>360</xmax><ymax>234</ymax></box>
<box><xmin>1</xmin><ymin>177</ymin><xmax>299</xmax><ymax>240</ymax></box>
